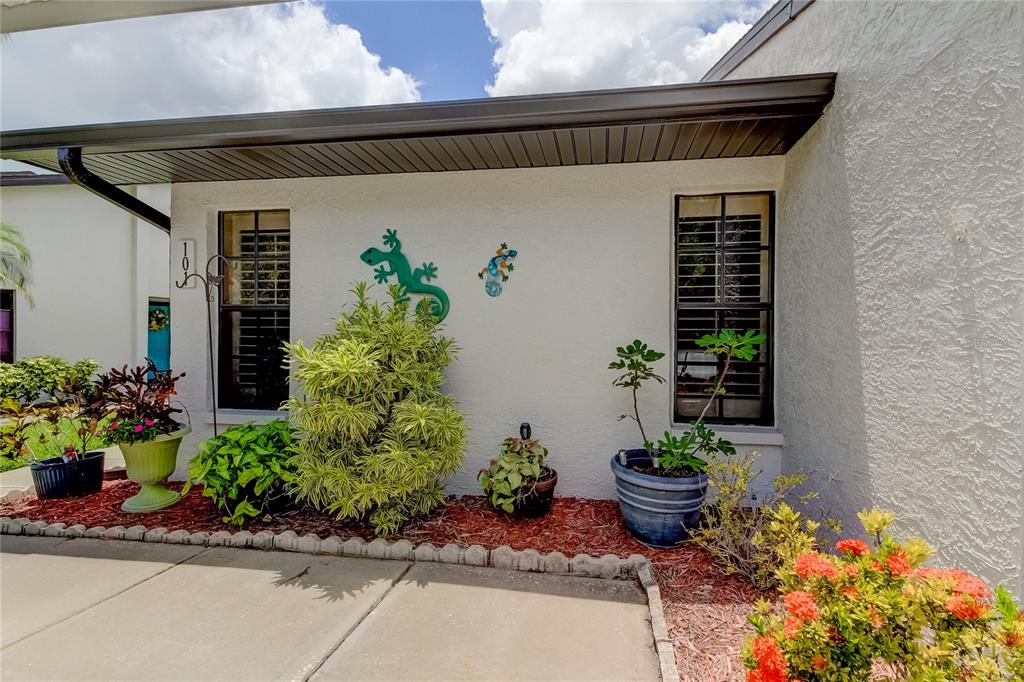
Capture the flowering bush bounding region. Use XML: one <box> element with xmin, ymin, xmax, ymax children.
<box><xmin>744</xmin><ymin>509</ymin><xmax>1024</xmax><ymax>681</ymax></box>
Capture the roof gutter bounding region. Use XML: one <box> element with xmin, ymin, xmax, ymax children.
<box><xmin>57</xmin><ymin>147</ymin><xmax>170</xmax><ymax>233</ymax></box>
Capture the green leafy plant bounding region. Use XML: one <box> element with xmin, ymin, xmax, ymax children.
<box><xmin>0</xmin><ymin>371</ymin><xmax>109</xmax><ymax>461</ymax></box>
<box><xmin>0</xmin><ymin>356</ymin><xmax>99</xmax><ymax>403</ymax></box>
<box><xmin>692</xmin><ymin>450</ymin><xmax>836</xmax><ymax>591</ymax></box>
<box><xmin>479</xmin><ymin>436</ymin><xmax>550</xmax><ymax>513</ymax></box>
<box><xmin>285</xmin><ymin>282</ymin><xmax>467</xmax><ymax>535</ymax></box>
<box><xmin>182</xmin><ymin>420</ymin><xmax>295</xmax><ymax>526</ymax></box>
<box><xmin>0</xmin><ymin>222</ymin><xmax>33</xmax><ymax>305</ymax></box>
<box><xmin>608</xmin><ymin>339</ymin><xmax>665</xmax><ymax>453</ymax></box>
<box><xmin>610</xmin><ymin>330</ymin><xmax>765</xmax><ymax>475</ymax></box>
<box><xmin>654</xmin><ymin>421</ymin><xmax>736</xmax><ymax>472</ymax></box>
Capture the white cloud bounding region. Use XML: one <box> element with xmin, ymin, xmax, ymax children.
<box><xmin>482</xmin><ymin>0</ymin><xmax>773</xmax><ymax>97</ymax></box>
<box><xmin>0</xmin><ymin>0</ymin><xmax>421</xmax><ymax>131</ymax></box>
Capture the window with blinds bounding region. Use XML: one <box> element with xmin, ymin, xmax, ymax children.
<box><xmin>218</xmin><ymin>210</ymin><xmax>290</xmax><ymax>410</ymax></box>
<box><xmin>675</xmin><ymin>193</ymin><xmax>773</xmax><ymax>425</ymax></box>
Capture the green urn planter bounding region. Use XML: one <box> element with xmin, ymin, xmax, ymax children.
<box><xmin>119</xmin><ymin>425</ymin><xmax>191</xmax><ymax>512</ymax></box>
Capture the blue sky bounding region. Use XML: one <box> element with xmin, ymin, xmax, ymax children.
<box><xmin>324</xmin><ymin>1</ymin><xmax>495</xmax><ymax>102</ymax></box>
<box><xmin>1</xmin><ymin>0</ymin><xmax>773</xmax><ymax>133</ymax></box>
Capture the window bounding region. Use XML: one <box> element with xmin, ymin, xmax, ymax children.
<box><xmin>218</xmin><ymin>210</ymin><xmax>290</xmax><ymax>410</ymax></box>
<box><xmin>0</xmin><ymin>290</ymin><xmax>13</xmax><ymax>363</ymax></box>
<box><xmin>674</xmin><ymin>193</ymin><xmax>773</xmax><ymax>425</ymax></box>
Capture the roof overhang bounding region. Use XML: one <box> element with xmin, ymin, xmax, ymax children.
<box><xmin>0</xmin><ymin>0</ymin><xmax>284</xmax><ymax>34</ymax></box>
<box><xmin>0</xmin><ymin>72</ymin><xmax>835</xmax><ymax>186</ymax></box>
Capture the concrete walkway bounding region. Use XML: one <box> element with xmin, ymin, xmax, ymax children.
<box><xmin>0</xmin><ymin>536</ymin><xmax>660</xmax><ymax>681</ymax></box>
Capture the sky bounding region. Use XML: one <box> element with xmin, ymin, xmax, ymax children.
<box><xmin>0</xmin><ymin>0</ymin><xmax>772</xmax><ymax>132</ymax></box>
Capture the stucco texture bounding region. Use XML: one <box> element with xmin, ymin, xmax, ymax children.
<box><xmin>169</xmin><ymin>157</ymin><xmax>784</xmax><ymax>502</ymax></box>
<box><xmin>727</xmin><ymin>0</ymin><xmax>1024</xmax><ymax>589</ymax></box>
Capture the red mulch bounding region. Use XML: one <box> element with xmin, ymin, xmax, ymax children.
<box><xmin>1</xmin><ymin>482</ymin><xmax>757</xmax><ymax>681</ymax></box>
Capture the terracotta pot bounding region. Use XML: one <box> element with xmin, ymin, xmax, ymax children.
<box><xmin>513</xmin><ymin>467</ymin><xmax>558</xmax><ymax>518</ymax></box>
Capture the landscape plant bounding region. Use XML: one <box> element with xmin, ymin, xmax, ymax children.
<box><xmin>182</xmin><ymin>420</ymin><xmax>295</xmax><ymax>525</ymax></box>
<box><xmin>479</xmin><ymin>433</ymin><xmax>552</xmax><ymax>514</ymax></box>
<box><xmin>285</xmin><ymin>282</ymin><xmax>467</xmax><ymax>535</ymax></box>
<box><xmin>744</xmin><ymin>510</ymin><xmax>1024</xmax><ymax>681</ymax></box>
<box><xmin>694</xmin><ymin>450</ymin><xmax>837</xmax><ymax>591</ymax></box>
<box><xmin>610</xmin><ymin>329</ymin><xmax>764</xmax><ymax>474</ymax></box>
<box><xmin>0</xmin><ymin>370</ymin><xmax>108</xmax><ymax>462</ymax></box>
<box><xmin>0</xmin><ymin>356</ymin><xmax>99</xmax><ymax>403</ymax></box>
<box><xmin>93</xmin><ymin>360</ymin><xmax>187</xmax><ymax>443</ymax></box>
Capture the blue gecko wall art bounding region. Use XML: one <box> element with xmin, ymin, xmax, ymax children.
<box><xmin>478</xmin><ymin>243</ymin><xmax>518</xmax><ymax>297</ymax></box>
<box><xmin>359</xmin><ymin>228</ymin><xmax>450</xmax><ymax>321</ymax></box>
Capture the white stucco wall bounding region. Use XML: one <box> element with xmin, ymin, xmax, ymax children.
<box><xmin>726</xmin><ymin>0</ymin><xmax>1024</xmax><ymax>589</ymax></box>
<box><xmin>0</xmin><ymin>182</ymin><xmax>170</xmax><ymax>371</ymax></box>
<box><xmin>169</xmin><ymin>157</ymin><xmax>786</xmax><ymax>497</ymax></box>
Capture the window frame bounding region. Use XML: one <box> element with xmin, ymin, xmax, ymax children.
<box><xmin>671</xmin><ymin>191</ymin><xmax>775</xmax><ymax>427</ymax></box>
<box><xmin>0</xmin><ymin>289</ymin><xmax>15</xmax><ymax>364</ymax></box>
<box><xmin>216</xmin><ymin>209</ymin><xmax>291</xmax><ymax>411</ymax></box>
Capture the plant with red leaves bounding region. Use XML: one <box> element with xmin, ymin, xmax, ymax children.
<box><xmin>93</xmin><ymin>360</ymin><xmax>186</xmax><ymax>445</ymax></box>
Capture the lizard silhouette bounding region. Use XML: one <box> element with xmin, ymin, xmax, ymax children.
<box><xmin>360</xmin><ymin>228</ymin><xmax>450</xmax><ymax>321</ymax></box>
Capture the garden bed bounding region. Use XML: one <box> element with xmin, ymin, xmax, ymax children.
<box><xmin>1</xmin><ymin>481</ymin><xmax>758</xmax><ymax>681</ymax></box>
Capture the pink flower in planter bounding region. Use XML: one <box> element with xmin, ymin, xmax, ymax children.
<box><xmin>134</xmin><ymin>424</ymin><xmax>145</xmax><ymax>433</ymax></box>
<box><xmin>145</xmin><ymin>420</ymin><xmax>154</xmax><ymax>427</ymax></box>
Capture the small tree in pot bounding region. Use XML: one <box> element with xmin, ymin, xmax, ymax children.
<box><xmin>608</xmin><ymin>330</ymin><xmax>764</xmax><ymax>548</ymax></box>
<box><xmin>94</xmin><ymin>360</ymin><xmax>189</xmax><ymax>512</ymax></box>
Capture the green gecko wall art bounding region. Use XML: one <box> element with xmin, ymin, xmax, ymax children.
<box><xmin>359</xmin><ymin>228</ymin><xmax>450</xmax><ymax>321</ymax></box>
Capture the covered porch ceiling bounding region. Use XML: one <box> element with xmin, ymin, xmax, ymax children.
<box><xmin>1</xmin><ymin>73</ymin><xmax>835</xmax><ymax>187</ymax></box>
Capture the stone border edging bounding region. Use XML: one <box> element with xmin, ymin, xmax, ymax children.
<box><xmin>0</xmin><ymin>515</ymin><xmax>673</xmax><ymax>681</ymax></box>
<box><xmin>638</xmin><ymin>563</ymin><xmax>680</xmax><ymax>682</ymax></box>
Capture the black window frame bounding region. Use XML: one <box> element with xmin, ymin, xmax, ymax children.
<box><xmin>673</xmin><ymin>191</ymin><xmax>775</xmax><ymax>426</ymax></box>
<box><xmin>0</xmin><ymin>289</ymin><xmax>14</xmax><ymax>364</ymax></box>
<box><xmin>217</xmin><ymin>209</ymin><xmax>291</xmax><ymax>411</ymax></box>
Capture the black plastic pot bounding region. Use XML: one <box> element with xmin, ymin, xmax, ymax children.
<box><xmin>30</xmin><ymin>451</ymin><xmax>105</xmax><ymax>499</ymax></box>
<box><xmin>513</xmin><ymin>468</ymin><xmax>558</xmax><ymax>518</ymax></box>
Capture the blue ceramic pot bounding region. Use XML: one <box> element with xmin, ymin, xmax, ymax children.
<box><xmin>610</xmin><ymin>448</ymin><xmax>708</xmax><ymax>548</ymax></box>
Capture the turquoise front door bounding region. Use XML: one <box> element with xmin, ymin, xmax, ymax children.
<box><xmin>147</xmin><ymin>301</ymin><xmax>170</xmax><ymax>372</ymax></box>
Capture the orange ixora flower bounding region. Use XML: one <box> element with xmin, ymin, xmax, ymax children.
<box><xmin>794</xmin><ymin>552</ymin><xmax>839</xmax><ymax>581</ymax></box>
<box><xmin>868</xmin><ymin>605</ymin><xmax>885</xmax><ymax>630</ymax></box>
<box><xmin>784</xmin><ymin>591</ymin><xmax>820</xmax><ymax>623</ymax></box>
<box><xmin>784</xmin><ymin>616</ymin><xmax>803</xmax><ymax>640</ymax></box>
<box><xmin>836</xmin><ymin>539</ymin><xmax>871</xmax><ymax>556</ymax></box>
<box><xmin>842</xmin><ymin>564</ymin><xmax>860</xmax><ymax>578</ymax></box>
<box><xmin>946</xmin><ymin>594</ymin><xmax>987</xmax><ymax>620</ymax></box>
<box><xmin>841</xmin><ymin>584</ymin><xmax>860</xmax><ymax>600</ymax></box>
<box><xmin>747</xmin><ymin>635</ymin><xmax>787</xmax><ymax>682</ymax></box>
<box><xmin>812</xmin><ymin>655</ymin><xmax>828</xmax><ymax>671</ymax></box>
<box><xmin>915</xmin><ymin>568</ymin><xmax>992</xmax><ymax>600</ymax></box>
<box><xmin>885</xmin><ymin>548</ymin><xmax>912</xmax><ymax>577</ymax></box>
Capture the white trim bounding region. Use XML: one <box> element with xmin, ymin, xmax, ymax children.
<box><xmin>206</xmin><ymin>409</ymin><xmax>285</xmax><ymax>426</ymax></box>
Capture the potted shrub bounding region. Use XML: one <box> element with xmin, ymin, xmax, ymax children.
<box><xmin>608</xmin><ymin>331</ymin><xmax>764</xmax><ymax>548</ymax></box>
<box><xmin>94</xmin><ymin>360</ymin><xmax>189</xmax><ymax>512</ymax></box>
<box><xmin>0</xmin><ymin>373</ymin><xmax>107</xmax><ymax>499</ymax></box>
<box><xmin>480</xmin><ymin>423</ymin><xmax>557</xmax><ymax>518</ymax></box>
